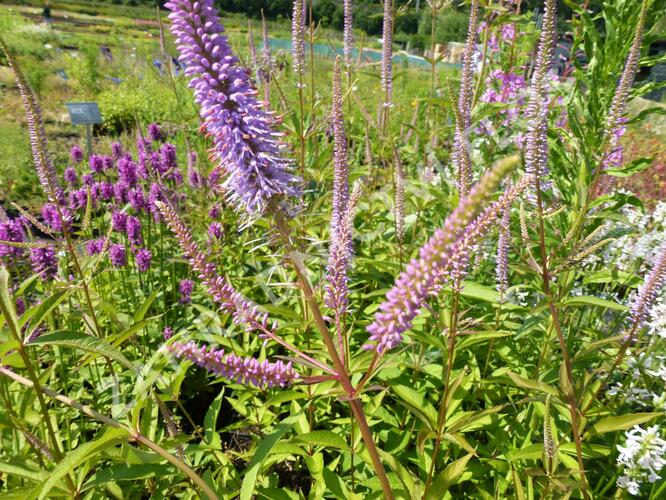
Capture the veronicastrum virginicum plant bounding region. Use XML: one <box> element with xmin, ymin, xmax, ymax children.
<box><xmin>0</xmin><ymin>0</ymin><xmax>665</xmax><ymax>498</ymax></box>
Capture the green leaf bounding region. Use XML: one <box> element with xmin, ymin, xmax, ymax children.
<box><xmin>133</xmin><ymin>291</ymin><xmax>157</xmax><ymax>323</ymax></box>
<box><xmin>240</xmin><ymin>416</ymin><xmax>298</xmax><ymax>500</ymax></box>
<box><xmin>204</xmin><ymin>388</ymin><xmax>225</xmax><ymax>446</ymax></box>
<box><xmin>292</xmin><ymin>431</ymin><xmax>349</xmax><ymax>451</ymax></box>
<box><xmin>0</xmin><ymin>461</ymin><xmax>49</xmax><ymax>482</ymax></box>
<box><xmin>31</xmin><ymin>427</ymin><xmax>128</xmax><ymax>500</ymax></box>
<box><xmin>0</xmin><ymin>267</ymin><xmax>20</xmax><ymax>336</ymax></box>
<box><xmin>590</xmin><ymin>413</ymin><xmax>663</xmax><ymax>435</ymax></box>
<box><xmin>393</xmin><ymin>384</ymin><xmax>438</xmax><ymax>431</ymax></box>
<box><xmin>82</xmin><ymin>463</ymin><xmax>174</xmax><ymax>491</ymax></box>
<box><xmin>28</xmin><ymin>331</ymin><xmax>135</xmax><ymax>371</ymax></box>
<box><xmin>504</xmin><ymin>372</ymin><xmax>559</xmax><ymax>397</ymax></box>
<box><xmin>322</xmin><ymin>468</ymin><xmax>356</xmax><ymax>500</ymax></box>
<box><xmin>21</xmin><ymin>289</ymin><xmax>72</xmax><ymax>336</ymax></box>
<box><xmin>447</xmin><ymin>405</ymin><xmax>504</xmax><ymax>434</ymax></box>
<box><xmin>563</xmin><ymin>296</ymin><xmax>627</xmax><ymax>312</ymax></box>
<box><xmin>605</xmin><ymin>157</ymin><xmax>653</xmax><ymax>178</ymax></box>
<box><xmin>426</xmin><ymin>453</ymin><xmax>474</xmax><ymax>499</ymax></box>
<box><xmin>377</xmin><ymin>448</ymin><xmax>420</xmax><ymax>498</ymax></box>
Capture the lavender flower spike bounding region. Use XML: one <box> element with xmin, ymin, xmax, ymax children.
<box><xmin>365</xmin><ymin>156</ymin><xmax>525</xmax><ymax>353</ymax></box>
<box><xmin>380</xmin><ymin>0</ymin><xmax>393</xmax><ymax>106</ymax></box>
<box><xmin>524</xmin><ymin>0</ymin><xmax>556</xmax><ymax>179</ymax></box>
<box><xmin>327</xmin><ymin>182</ymin><xmax>362</xmax><ymax>343</ymax></box>
<box><xmin>629</xmin><ymin>244</ymin><xmax>666</xmax><ymax>329</ymax></box>
<box><xmin>291</xmin><ymin>0</ymin><xmax>305</xmax><ymax>81</ymax></box>
<box><xmin>166</xmin><ymin>0</ymin><xmax>299</xmax><ymax>213</ymax></box>
<box><xmin>496</xmin><ymin>202</ymin><xmax>511</xmax><ymax>299</ymax></box>
<box><xmin>603</xmin><ymin>0</ymin><xmax>648</xmax><ymax>170</ymax></box>
<box><xmin>330</xmin><ymin>57</ymin><xmax>350</xmax><ymax>238</ymax></box>
<box><xmin>155</xmin><ymin>200</ymin><xmax>272</xmax><ymax>334</ymax></box>
<box><xmin>452</xmin><ymin>0</ymin><xmax>480</xmax><ymax>197</ymax></box>
<box><xmin>0</xmin><ymin>38</ymin><xmax>63</xmax><ymax>205</ymax></box>
<box><xmin>343</xmin><ymin>0</ymin><xmax>353</xmax><ymax>67</ymax></box>
<box><xmin>169</xmin><ymin>341</ymin><xmax>298</xmax><ymax>388</ymax></box>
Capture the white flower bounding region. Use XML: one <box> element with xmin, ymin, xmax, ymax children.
<box><xmin>616</xmin><ymin>425</ymin><xmax>666</xmax><ymax>495</ymax></box>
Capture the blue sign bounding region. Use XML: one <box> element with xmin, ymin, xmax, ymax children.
<box><xmin>66</xmin><ymin>102</ymin><xmax>102</xmax><ymax>125</ymax></box>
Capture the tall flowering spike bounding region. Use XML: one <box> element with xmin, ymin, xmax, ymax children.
<box><xmin>155</xmin><ymin>200</ymin><xmax>273</xmax><ymax>334</ymax></box>
<box><xmin>380</xmin><ymin>0</ymin><xmax>393</xmax><ymax>106</ymax></box>
<box><xmin>365</xmin><ymin>156</ymin><xmax>526</xmax><ymax>353</ymax></box>
<box><xmin>291</xmin><ymin>0</ymin><xmax>305</xmax><ymax>81</ymax></box>
<box><xmin>331</xmin><ymin>57</ymin><xmax>349</xmax><ymax>237</ymax></box>
<box><xmin>169</xmin><ymin>341</ymin><xmax>298</xmax><ymax>388</ymax></box>
<box><xmin>629</xmin><ymin>244</ymin><xmax>666</xmax><ymax>329</ymax></box>
<box><xmin>444</xmin><ymin>179</ymin><xmax>527</xmax><ymax>289</ymax></box>
<box><xmin>343</xmin><ymin>0</ymin><xmax>353</xmax><ymax>67</ymax></box>
<box><xmin>496</xmin><ymin>201</ymin><xmax>511</xmax><ymax>299</ymax></box>
<box><xmin>248</xmin><ymin>20</ymin><xmax>259</xmax><ymax>71</ymax></box>
<box><xmin>524</xmin><ymin>0</ymin><xmax>557</xmax><ymax>179</ymax></box>
<box><xmin>603</xmin><ymin>0</ymin><xmax>648</xmax><ymax>170</ymax></box>
<box><xmin>166</xmin><ymin>0</ymin><xmax>299</xmax><ymax>214</ymax></box>
<box><xmin>0</xmin><ymin>38</ymin><xmax>63</xmax><ymax>205</ymax></box>
<box><xmin>452</xmin><ymin>0</ymin><xmax>481</xmax><ymax>197</ymax></box>
<box><xmin>394</xmin><ymin>151</ymin><xmax>405</xmax><ymax>245</ymax></box>
<box><xmin>326</xmin><ymin>182</ymin><xmax>362</xmax><ymax>337</ymax></box>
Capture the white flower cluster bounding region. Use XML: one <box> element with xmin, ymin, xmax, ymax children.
<box><xmin>648</xmin><ymin>294</ymin><xmax>666</xmax><ymax>339</ymax></box>
<box><xmin>617</xmin><ymin>425</ymin><xmax>666</xmax><ymax>495</ymax></box>
<box><xmin>602</xmin><ymin>200</ymin><xmax>666</xmax><ymax>273</ymax></box>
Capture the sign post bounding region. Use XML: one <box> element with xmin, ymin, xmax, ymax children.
<box><xmin>65</xmin><ymin>102</ymin><xmax>103</xmax><ymax>158</ymax></box>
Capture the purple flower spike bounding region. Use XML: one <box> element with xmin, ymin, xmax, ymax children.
<box><xmin>208</xmin><ymin>222</ymin><xmax>223</xmax><ymax>240</ymax></box>
<box><xmin>524</xmin><ymin>0</ymin><xmax>556</xmax><ymax>180</ymax></box>
<box><xmin>208</xmin><ymin>204</ymin><xmax>221</xmax><ymax>219</ymax></box>
<box><xmin>135</xmin><ymin>248</ymin><xmax>152</xmax><ymax>272</ymax></box>
<box><xmin>169</xmin><ymin>341</ymin><xmax>298</xmax><ymax>388</ymax></box>
<box><xmin>166</xmin><ymin>0</ymin><xmax>300</xmax><ymax>213</ymax></box>
<box><xmin>29</xmin><ymin>245</ymin><xmax>57</xmax><ymax>279</ymax></box>
<box><xmin>70</xmin><ymin>145</ymin><xmax>84</xmax><ymax>164</ymax></box>
<box><xmin>64</xmin><ymin>167</ymin><xmax>78</xmax><ymax>186</ymax></box>
<box><xmin>343</xmin><ymin>0</ymin><xmax>353</xmax><ymax>66</ymax></box>
<box><xmin>126</xmin><ymin>216</ymin><xmax>143</xmax><ymax>246</ymax></box>
<box><xmin>380</xmin><ymin>0</ymin><xmax>393</xmax><ymax>106</ymax></box>
<box><xmin>82</xmin><ymin>173</ymin><xmax>94</xmax><ymax>187</ymax></box>
<box><xmin>1</xmin><ymin>40</ymin><xmax>63</xmax><ymax>206</ymax></box>
<box><xmin>41</xmin><ymin>203</ymin><xmax>71</xmax><ymax>233</ymax></box>
<box><xmin>365</xmin><ymin>157</ymin><xmax>528</xmax><ymax>353</ymax></box>
<box><xmin>163</xmin><ymin>326</ymin><xmax>174</xmax><ymax>340</ymax></box>
<box><xmin>603</xmin><ymin>1</ymin><xmax>648</xmax><ymax>171</ymax></box>
<box><xmin>148</xmin><ymin>123</ymin><xmax>163</xmax><ymax>142</ymax></box>
<box><xmin>111</xmin><ymin>211</ymin><xmax>128</xmax><ymax>232</ymax></box>
<box><xmin>496</xmin><ymin>203</ymin><xmax>511</xmax><ymax>299</ymax></box>
<box><xmin>89</xmin><ymin>154</ymin><xmax>105</xmax><ymax>174</ymax></box>
<box><xmin>0</xmin><ymin>218</ymin><xmax>26</xmax><ymax>259</ymax></box>
<box><xmin>629</xmin><ymin>244</ymin><xmax>666</xmax><ymax>329</ymax></box>
<box><xmin>179</xmin><ymin>279</ymin><xmax>194</xmax><ymax>304</ymax></box>
<box><xmin>452</xmin><ymin>0</ymin><xmax>480</xmax><ymax>197</ymax></box>
<box><xmin>111</xmin><ymin>142</ymin><xmax>123</xmax><ymax>160</ymax></box>
<box><xmin>109</xmin><ymin>243</ymin><xmax>126</xmax><ymax>268</ymax></box>
<box><xmin>86</xmin><ymin>238</ymin><xmax>106</xmax><ymax>256</ymax></box>
<box><xmin>128</xmin><ymin>188</ymin><xmax>146</xmax><ymax>212</ymax></box>
<box><xmin>114</xmin><ymin>181</ymin><xmax>129</xmax><ymax>205</ymax></box>
<box><xmin>291</xmin><ymin>0</ymin><xmax>305</xmax><ymax>79</ymax></box>
<box><xmin>118</xmin><ymin>156</ymin><xmax>138</xmax><ymax>186</ymax></box>
<box><xmin>330</xmin><ymin>57</ymin><xmax>349</xmax><ymax>239</ymax></box>
<box><xmin>156</xmin><ymin>200</ymin><xmax>274</xmax><ymax>334</ymax></box>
